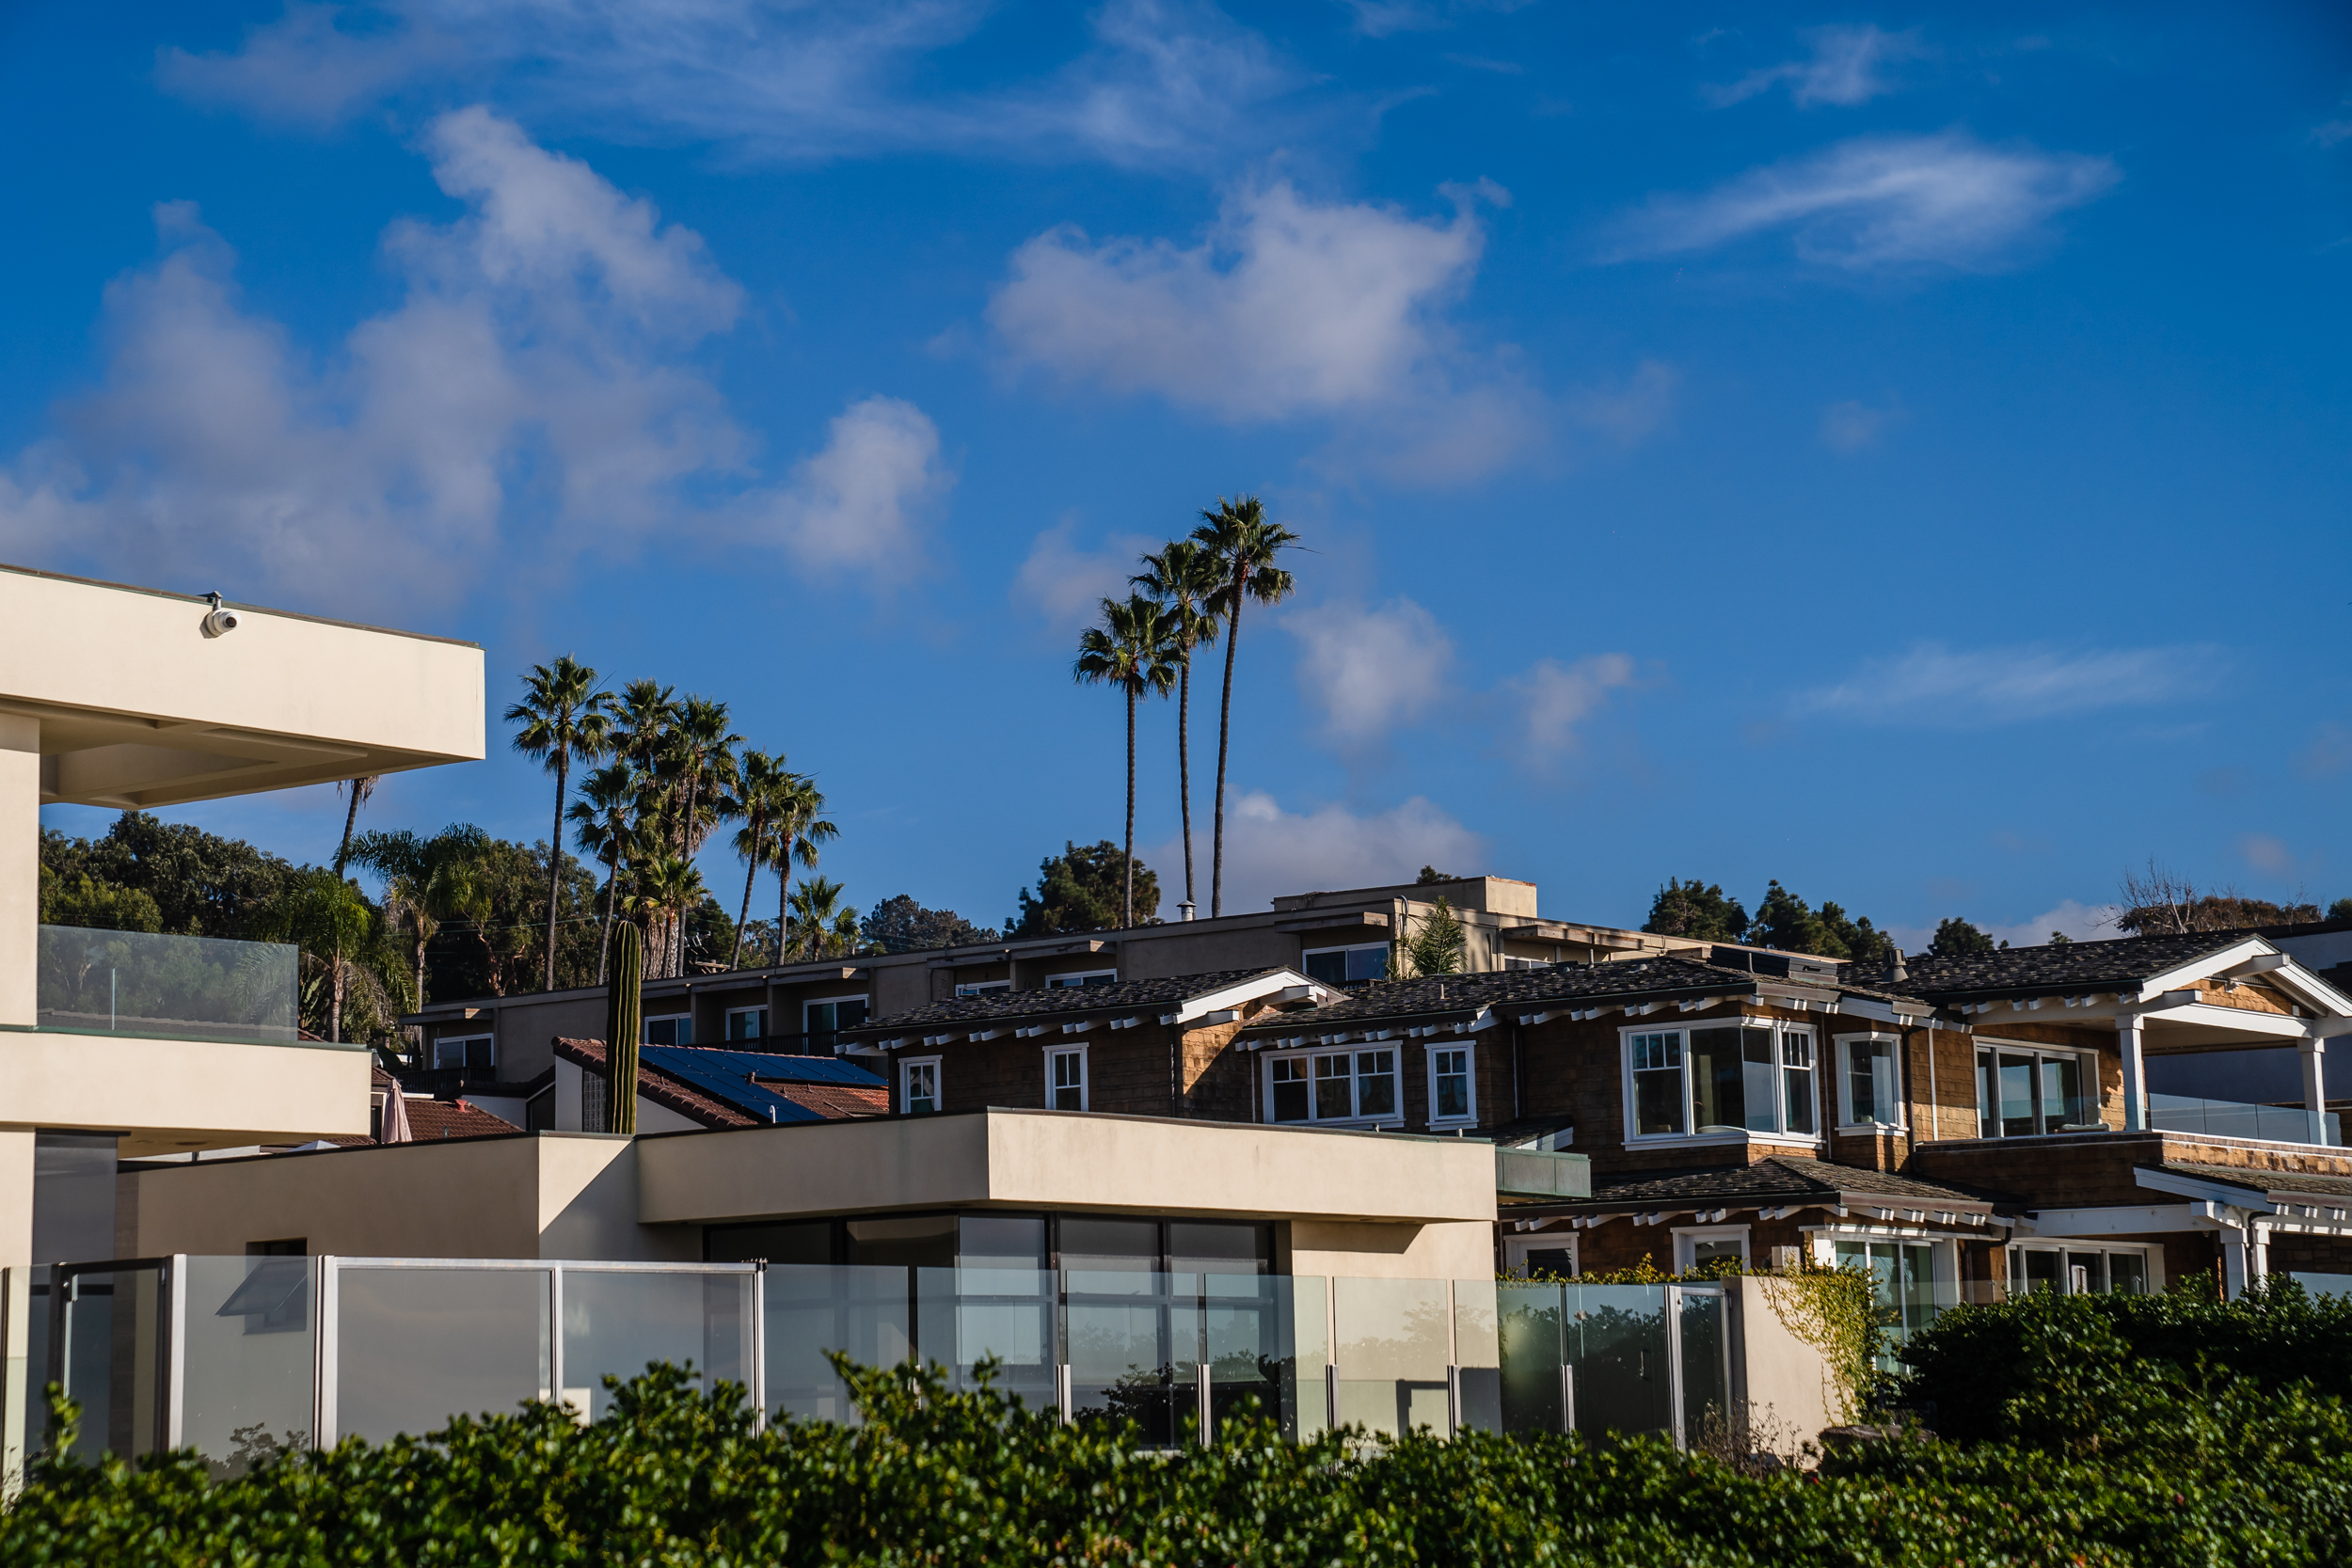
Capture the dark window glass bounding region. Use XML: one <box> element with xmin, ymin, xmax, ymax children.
<box><xmin>1688</xmin><ymin>1027</ymin><xmax>1747</xmax><ymax>1132</ymax></box>
<box><xmin>1996</xmin><ymin>1052</ymin><xmax>2036</xmax><ymax>1138</ymax></box>
<box><xmin>1629</xmin><ymin>1032</ymin><xmax>1683</xmax><ymax>1135</ymax></box>
<box><xmin>846</xmin><ymin>1214</ymin><xmax>956</xmax><ymax>1269</ymax></box>
<box><xmin>644</xmin><ymin>1016</ymin><xmax>691</xmax><ymax>1046</ymax></box>
<box><xmin>1314</xmin><ymin>1054</ymin><xmax>1353</xmax><ymax>1119</ymax></box>
<box><xmin>1303</xmin><ymin>950</ymin><xmax>1347</xmax><ymax>985</ymax></box>
<box><xmin>1169</xmin><ymin>1221</ymin><xmax>1272</xmax><ymax>1276</ymax></box>
<box><xmin>1269</xmin><ymin>1058</ymin><xmax>1309</xmax><ymax>1121</ymax></box>
<box><xmin>960</xmin><ymin>1214</ymin><xmax>1048</xmax><ymax>1271</ymax></box>
<box><xmin>1356</xmin><ymin>1050</ymin><xmax>1396</xmax><ymax>1117</ymax></box>
<box><xmin>1345</xmin><ymin>948</ymin><xmax>1389</xmax><ymax>984</ymax></box>
<box><xmin>1058</xmin><ymin>1215</ymin><xmax>1160</xmax><ymax>1272</ymax></box>
<box><xmin>706</xmin><ymin>1219</ymin><xmax>834</xmax><ymax>1265</ymax></box>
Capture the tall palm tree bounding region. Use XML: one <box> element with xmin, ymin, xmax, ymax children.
<box><xmin>771</xmin><ymin>773</ymin><xmax>836</xmax><ymax>964</ymax></box>
<box><xmin>332</xmin><ymin>776</ymin><xmax>379</xmax><ymax>879</ymax></box>
<box><xmin>661</xmin><ymin>696</ymin><xmax>741</xmax><ymax>975</ymax></box>
<box><xmin>725</xmin><ymin>749</ymin><xmax>794</xmax><ymax>971</ymax></box>
<box><xmin>1131</xmin><ymin>539</ymin><xmax>1222</xmax><ymax>917</ymax></box>
<box><xmin>566</xmin><ymin>763</ymin><xmax>642</xmax><ymax>984</ymax></box>
<box><xmin>505</xmin><ymin>657</ymin><xmax>612</xmax><ymax>992</ymax></box>
<box><xmin>1074</xmin><ymin>593</ymin><xmax>1183</xmax><ymax>930</ymax></box>
<box><xmin>629</xmin><ymin>851</ymin><xmax>707</xmax><ymax>976</ymax></box>
<box><xmin>786</xmin><ymin>876</ymin><xmax>857</xmax><ymax>960</ymax></box>
<box><xmin>1191</xmin><ymin>497</ymin><xmax>1299</xmax><ymax>918</ymax></box>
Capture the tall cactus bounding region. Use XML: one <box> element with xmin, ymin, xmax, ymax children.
<box><xmin>605</xmin><ymin>923</ymin><xmax>642</xmax><ymax>1135</ymax></box>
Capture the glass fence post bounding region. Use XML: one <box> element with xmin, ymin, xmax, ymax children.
<box><xmin>314</xmin><ymin>1258</ymin><xmax>338</xmax><ymax>1449</ymax></box>
<box><xmin>1665</xmin><ymin>1286</ymin><xmax>1686</xmax><ymax>1451</ymax></box>
<box><xmin>750</xmin><ymin>1261</ymin><xmax>767</xmax><ymax>1435</ymax></box>
<box><xmin>163</xmin><ymin>1255</ymin><xmax>187</xmax><ymax>1452</ymax></box>
<box><xmin>548</xmin><ymin>1265</ymin><xmax>567</xmax><ymax>1419</ymax></box>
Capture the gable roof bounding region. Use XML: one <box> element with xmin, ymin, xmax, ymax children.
<box><xmin>556</xmin><ymin>1038</ymin><xmax>887</xmax><ymax>1128</ymax></box>
<box><xmin>848</xmin><ymin>969</ymin><xmax>1326</xmax><ymax>1039</ymax></box>
<box><xmin>1845</xmin><ymin>932</ymin><xmax>2257</xmax><ymax>1002</ymax></box>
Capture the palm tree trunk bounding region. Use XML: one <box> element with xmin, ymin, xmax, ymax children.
<box><xmin>333</xmin><ymin>783</ymin><xmax>365</xmax><ymax>879</ymax></box>
<box><xmin>329</xmin><ymin>953</ymin><xmax>345</xmax><ymax>1045</ymax></box>
<box><xmin>545</xmin><ymin>747</ymin><xmax>568</xmax><ymax>992</ymax></box>
<box><xmin>732</xmin><ymin>816</ymin><xmax>763</xmax><ymax>970</ymax></box>
<box><xmin>1211</xmin><ymin>587</ymin><xmax>1244</xmax><ymax>919</ymax></box>
<box><xmin>1177</xmin><ymin>661</ymin><xmax>1194</xmax><ymax>911</ymax></box>
<box><xmin>778</xmin><ymin>850</ymin><xmax>791</xmax><ymax>967</ymax></box>
<box><xmin>1123</xmin><ymin>685</ymin><xmax>1136</xmax><ymax>929</ymax></box>
<box><xmin>596</xmin><ymin>847</ymin><xmax>620</xmax><ymax>985</ymax></box>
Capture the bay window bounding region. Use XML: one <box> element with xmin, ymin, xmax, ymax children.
<box><xmin>1266</xmin><ymin>1048</ymin><xmax>1399</xmax><ymax>1125</ymax></box>
<box><xmin>1977</xmin><ymin>1043</ymin><xmax>2094</xmax><ymax>1137</ymax></box>
<box><xmin>1624</xmin><ymin>1022</ymin><xmax>1822</xmax><ymax>1140</ymax></box>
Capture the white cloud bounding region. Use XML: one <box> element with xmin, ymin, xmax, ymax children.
<box><xmin>1146</xmin><ymin>789</ymin><xmax>1486</xmax><ymax>912</ymax></box>
<box><xmin>1820</xmin><ymin>397</ymin><xmax>1900</xmax><ymax>451</ymax></box>
<box><xmin>1570</xmin><ymin>360</ymin><xmax>1678</xmax><ymax>445</ymax></box>
<box><xmin>1504</xmin><ymin>654</ymin><xmax>1637</xmax><ymax>761</ymax></box>
<box><xmin>1285</xmin><ymin>598</ymin><xmax>1454</xmax><ymax>747</ymax></box>
<box><xmin>736</xmin><ymin>397</ymin><xmax>950</xmax><ymax>578</ymax></box>
<box><xmin>2241</xmin><ymin>834</ymin><xmax>2296</xmax><ymax>875</ymax></box>
<box><xmin>1339</xmin><ymin>0</ymin><xmax>1535</xmax><ymax>40</ymax></box>
<box><xmin>1708</xmin><ymin>25</ymin><xmax>1926</xmax><ymax>109</ymax></box>
<box><xmin>1797</xmin><ymin>642</ymin><xmax>2218</xmax><ymax>726</ymax></box>
<box><xmin>1010</xmin><ymin>518</ymin><xmax>1155</xmax><ymax>633</ymax></box>
<box><xmin>0</xmin><ymin>107</ymin><xmax>941</xmax><ymax>609</ymax></box>
<box><xmin>1606</xmin><ymin>132</ymin><xmax>2119</xmax><ymax>272</ymax></box>
<box><xmin>158</xmin><ymin>0</ymin><xmax>1310</xmax><ymax>171</ymax></box>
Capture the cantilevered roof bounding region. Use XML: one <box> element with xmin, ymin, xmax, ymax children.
<box><xmin>0</xmin><ymin>563</ymin><xmax>484</xmax><ymax>808</ymax></box>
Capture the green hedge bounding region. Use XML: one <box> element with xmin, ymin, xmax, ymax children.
<box><xmin>8</xmin><ymin>1286</ymin><xmax>2352</xmax><ymax>1565</ymax></box>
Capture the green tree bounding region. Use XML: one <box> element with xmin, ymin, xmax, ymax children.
<box><xmin>1930</xmin><ymin>915</ymin><xmax>1998</xmax><ymax>958</ymax></box>
<box><xmin>1131</xmin><ymin>538</ymin><xmax>1222</xmax><ymax>915</ymax></box>
<box><xmin>2332</xmin><ymin>897</ymin><xmax>2352</xmax><ymax>922</ymax></box>
<box><xmin>260</xmin><ymin>867</ymin><xmax>411</xmax><ymax>1045</ymax></box>
<box><xmin>41</xmin><ymin>813</ymin><xmax>297</xmax><ymax>939</ymax></box>
<box><xmin>38</xmin><ymin>867</ymin><xmax>162</xmax><ymax>932</ymax></box>
<box><xmin>1010</xmin><ymin>842</ymin><xmax>1160</xmax><ymax>936</ymax></box>
<box><xmin>504</xmin><ymin>657</ymin><xmax>612</xmax><ymax>992</ymax></box>
<box><xmin>786</xmin><ymin>876</ymin><xmax>859</xmax><ymax>960</ymax></box>
<box><xmin>1818</xmin><ymin>901</ymin><xmax>1894</xmax><ymax>969</ymax></box>
<box><xmin>1643</xmin><ymin>879</ymin><xmax>1747</xmax><ymax>942</ymax></box>
<box><xmin>860</xmin><ymin>895</ymin><xmax>997</xmax><ymax>953</ymax></box>
<box><xmin>1746</xmin><ymin>879</ymin><xmax>1829</xmax><ymax>953</ymax></box>
<box><xmin>346</xmin><ymin>824</ymin><xmax>492</xmax><ymax>1019</ymax></box>
<box><xmin>723</xmin><ymin>748</ymin><xmax>795</xmax><ymax>971</ymax></box>
<box><xmin>1396</xmin><ymin>896</ymin><xmax>1466</xmax><ymax>977</ymax></box>
<box><xmin>565</xmin><ymin>762</ymin><xmax>642</xmax><ymax>985</ymax></box>
<box><xmin>1074</xmin><ymin>593</ymin><xmax>1182</xmax><ymax>931</ymax></box>
<box><xmin>1415</xmin><ymin>865</ymin><xmax>1457</xmax><ymax>885</ymax></box>
<box><xmin>1191</xmin><ymin>495</ymin><xmax>1299</xmax><ymax>918</ymax></box>
<box><xmin>769</xmin><ymin>773</ymin><xmax>836</xmax><ymax>967</ymax></box>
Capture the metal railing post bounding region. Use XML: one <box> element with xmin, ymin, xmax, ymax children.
<box><xmin>163</xmin><ymin>1256</ymin><xmax>187</xmax><ymax>1452</ymax></box>
<box><xmin>314</xmin><ymin>1257</ymin><xmax>338</xmax><ymax>1449</ymax></box>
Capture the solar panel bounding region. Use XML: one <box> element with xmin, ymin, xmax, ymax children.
<box><xmin>638</xmin><ymin>1045</ymin><xmax>883</xmax><ymax>1126</ymax></box>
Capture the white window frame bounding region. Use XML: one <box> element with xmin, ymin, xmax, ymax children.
<box><xmin>2006</xmin><ymin>1241</ymin><xmax>2161</xmax><ymax>1295</ymax></box>
<box><xmin>1043</xmin><ymin>1044</ymin><xmax>1089</xmax><ymax>1112</ymax></box>
<box><xmin>955</xmin><ymin>980</ymin><xmax>1011</xmax><ymax>998</ymax></box>
<box><xmin>1619</xmin><ymin>1019</ymin><xmax>1825</xmax><ymax>1145</ymax></box>
<box><xmin>1672</xmin><ymin>1226</ymin><xmax>1752</xmax><ymax>1273</ymax></box>
<box><xmin>723</xmin><ymin>1006</ymin><xmax>768</xmax><ymax>1042</ymax></box>
<box><xmin>900</xmin><ymin>1055</ymin><xmax>942</xmax><ymax>1116</ymax></box>
<box><xmin>804</xmin><ymin>994</ymin><xmax>870</xmax><ymax>1033</ymax></box>
<box><xmin>1301</xmin><ymin>943</ymin><xmax>1390</xmax><ymax>987</ymax></box>
<box><xmin>434</xmin><ymin>1033</ymin><xmax>494</xmax><ymax>1070</ymax></box>
<box><xmin>642</xmin><ymin>1013</ymin><xmax>691</xmax><ymax>1047</ymax></box>
<box><xmin>1502</xmin><ymin>1232</ymin><xmax>1580</xmax><ymax>1278</ymax></box>
<box><xmin>1426</xmin><ymin>1042</ymin><xmax>1477</xmax><ymax>1126</ymax></box>
<box><xmin>1973</xmin><ymin>1038</ymin><xmax>2100</xmax><ymax>1138</ymax></box>
<box><xmin>1042</xmin><ymin>970</ymin><xmax>1118</xmax><ymax>990</ymax></box>
<box><xmin>1834</xmin><ymin>1032</ymin><xmax>1906</xmax><ymax>1132</ymax></box>
<box><xmin>1260</xmin><ymin>1046</ymin><xmax>1404</xmax><ymax>1127</ymax></box>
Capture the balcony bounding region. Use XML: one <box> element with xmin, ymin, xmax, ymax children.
<box><xmin>2148</xmin><ymin>1092</ymin><xmax>2341</xmax><ymax>1148</ymax></box>
<box><xmin>35</xmin><ymin>924</ymin><xmax>302</xmax><ymax>1046</ymax></box>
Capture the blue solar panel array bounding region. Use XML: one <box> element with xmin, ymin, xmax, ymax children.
<box><xmin>639</xmin><ymin>1045</ymin><xmax>886</xmax><ymax>1126</ymax></box>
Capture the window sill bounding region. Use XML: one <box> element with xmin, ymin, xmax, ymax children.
<box><xmin>1836</xmin><ymin>1122</ymin><xmax>1909</xmax><ymax>1136</ymax></box>
<box><xmin>1625</xmin><ymin>1130</ymin><xmax>1824</xmax><ymax>1149</ymax></box>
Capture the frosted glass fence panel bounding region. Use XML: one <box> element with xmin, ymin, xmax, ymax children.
<box><xmin>2148</xmin><ymin>1093</ymin><xmax>2341</xmax><ymax>1147</ymax></box>
<box><xmin>49</xmin><ymin>1261</ymin><xmax>171</xmax><ymax>1465</ymax></box>
<box><xmin>919</xmin><ymin>1267</ymin><xmax>1058</xmax><ymax>1415</ymax></box>
<box><xmin>331</xmin><ymin>1266</ymin><xmax>551</xmax><ymax>1445</ymax></box>
<box><xmin>1450</xmin><ymin>1279</ymin><xmax>1502</xmax><ymax>1434</ymax></box>
<box><xmin>182</xmin><ymin>1256</ymin><xmax>314</xmax><ymax>1477</ymax></box>
<box><xmin>763</xmin><ymin>1264</ymin><xmax>911</xmax><ymax>1426</ymax></box>
<box><xmin>1332</xmin><ymin>1276</ymin><xmax>1452</xmax><ymax>1437</ymax></box>
<box><xmin>1673</xmin><ymin>1286</ymin><xmax>1729</xmax><ymax>1445</ymax></box>
<box><xmin>561</xmin><ymin>1268</ymin><xmax>756</xmax><ymax>1422</ymax></box>
<box><xmin>36</xmin><ymin>926</ymin><xmax>300</xmax><ymax>1044</ymax></box>
<box><xmin>1496</xmin><ymin>1283</ymin><xmax>1722</xmax><ymax>1447</ymax></box>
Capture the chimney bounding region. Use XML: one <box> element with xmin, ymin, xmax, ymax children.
<box><xmin>1890</xmin><ymin>948</ymin><xmax>1909</xmax><ymax>984</ymax></box>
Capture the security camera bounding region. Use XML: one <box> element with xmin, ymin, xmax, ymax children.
<box><xmin>200</xmin><ymin>591</ymin><xmax>240</xmax><ymax>639</ymax></box>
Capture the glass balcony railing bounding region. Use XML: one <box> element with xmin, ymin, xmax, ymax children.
<box><xmin>36</xmin><ymin>925</ymin><xmax>300</xmax><ymax>1045</ymax></box>
<box><xmin>2148</xmin><ymin>1092</ymin><xmax>2341</xmax><ymax>1147</ymax></box>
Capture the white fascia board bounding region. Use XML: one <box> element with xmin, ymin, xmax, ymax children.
<box><xmin>2025</xmin><ymin>1204</ymin><xmax>2202</xmax><ymax>1237</ymax></box>
<box><xmin>2268</xmin><ymin>961</ymin><xmax>2352</xmax><ymax>1019</ymax></box>
<box><xmin>2136</xmin><ymin>937</ymin><xmax>2275</xmax><ymax>1000</ymax></box>
<box><xmin>1174</xmin><ymin>968</ymin><xmax>1325</xmax><ymax>1024</ymax></box>
<box><xmin>2134</xmin><ymin>1165</ymin><xmax>2280</xmax><ymax>1213</ymax></box>
<box><xmin>2137</xmin><ymin>1002</ymin><xmax>2311</xmax><ymax>1038</ymax></box>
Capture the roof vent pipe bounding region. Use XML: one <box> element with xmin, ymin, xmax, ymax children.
<box><xmin>1180</xmin><ymin>901</ymin><xmax>1195</xmax><ymax>922</ymax></box>
<box><xmin>1890</xmin><ymin>948</ymin><xmax>1909</xmax><ymax>984</ymax></box>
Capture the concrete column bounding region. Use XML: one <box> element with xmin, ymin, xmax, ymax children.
<box><xmin>0</xmin><ymin>715</ymin><xmax>37</xmax><ymax>1029</ymax></box>
<box><xmin>2220</xmin><ymin>1223</ymin><xmax>2248</xmax><ymax>1298</ymax></box>
<box><xmin>2303</xmin><ymin>1038</ymin><xmax>2328</xmax><ymax>1147</ymax></box>
<box><xmin>2119</xmin><ymin>1015</ymin><xmax>2147</xmax><ymax>1132</ymax></box>
<box><xmin>0</xmin><ymin>1127</ymin><xmax>34</xmax><ymax>1490</ymax></box>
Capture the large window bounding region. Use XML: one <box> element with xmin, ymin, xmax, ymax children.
<box><xmin>2008</xmin><ymin>1243</ymin><xmax>2148</xmax><ymax>1295</ymax></box>
<box><xmin>724</xmin><ymin>1006</ymin><xmax>767</xmax><ymax>1041</ymax></box>
<box><xmin>804</xmin><ymin>996</ymin><xmax>869</xmax><ymax>1048</ymax></box>
<box><xmin>1977</xmin><ymin>1043</ymin><xmax>2094</xmax><ymax>1137</ymax></box>
<box><xmin>1045</xmin><ymin>1046</ymin><xmax>1088</xmax><ymax>1111</ymax></box>
<box><xmin>900</xmin><ymin>1056</ymin><xmax>940</xmax><ymax>1116</ymax></box>
<box><xmin>643</xmin><ymin>1014</ymin><xmax>691</xmax><ymax>1047</ymax></box>
<box><xmin>1838</xmin><ymin>1035</ymin><xmax>1901</xmax><ymax>1128</ymax></box>
<box><xmin>1624</xmin><ymin>1023</ymin><xmax>1820</xmax><ymax>1140</ymax></box>
<box><xmin>1044</xmin><ymin>971</ymin><xmax>1117</xmax><ymax>990</ymax></box>
<box><xmin>1429</xmin><ymin>1045</ymin><xmax>1475</xmax><ymax>1123</ymax></box>
<box><xmin>1834</xmin><ymin>1239</ymin><xmax>1948</xmax><ymax>1364</ymax></box>
<box><xmin>433</xmin><ymin>1034</ymin><xmax>493</xmax><ymax>1070</ymax></box>
<box><xmin>1674</xmin><ymin>1227</ymin><xmax>1751</xmax><ymax>1272</ymax></box>
<box><xmin>1302</xmin><ymin>944</ymin><xmax>1389</xmax><ymax>986</ymax></box>
<box><xmin>1265</xmin><ymin>1049</ymin><xmax>1399</xmax><ymax>1125</ymax></box>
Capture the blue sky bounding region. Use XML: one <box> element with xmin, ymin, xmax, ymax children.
<box><xmin>8</xmin><ymin>2</ymin><xmax>2350</xmax><ymax>948</ymax></box>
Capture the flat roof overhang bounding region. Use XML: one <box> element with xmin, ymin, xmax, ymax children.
<box><xmin>634</xmin><ymin>1106</ymin><xmax>1500</xmax><ymax>1228</ymax></box>
<box><xmin>0</xmin><ymin>564</ymin><xmax>484</xmax><ymax>808</ymax></box>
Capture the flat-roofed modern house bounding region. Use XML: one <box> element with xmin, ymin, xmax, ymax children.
<box><xmin>399</xmin><ymin>875</ymin><xmax>1703</xmax><ymax>1112</ymax></box>
<box><xmin>0</xmin><ymin>562</ymin><xmax>483</xmax><ymax>1465</ymax></box>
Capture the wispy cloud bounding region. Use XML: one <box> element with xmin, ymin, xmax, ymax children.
<box><xmin>1820</xmin><ymin>396</ymin><xmax>1902</xmax><ymax>451</ymax></box>
<box><xmin>158</xmin><ymin>0</ymin><xmax>1315</xmax><ymax>172</ymax></box>
<box><xmin>1340</xmin><ymin>0</ymin><xmax>1536</xmax><ymax>40</ymax></box>
<box><xmin>2240</xmin><ymin>833</ymin><xmax>2296</xmax><ymax>875</ymax></box>
<box><xmin>1010</xmin><ymin>517</ymin><xmax>1155</xmax><ymax>634</ymax></box>
<box><xmin>1796</xmin><ymin>642</ymin><xmax>2218</xmax><ymax>726</ymax></box>
<box><xmin>1284</xmin><ymin>598</ymin><xmax>1456</xmax><ymax>749</ymax></box>
<box><xmin>988</xmin><ymin>178</ymin><xmax>1547</xmax><ymax>480</ymax></box>
<box><xmin>0</xmin><ymin>107</ymin><xmax>945</xmax><ymax>612</ymax></box>
<box><xmin>1569</xmin><ymin>360</ymin><xmax>1678</xmax><ymax>445</ymax></box>
<box><xmin>1502</xmin><ymin>654</ymin><xmax>1637</xmax><ymax>763</ymax></box>
<box><xmin>1707</xmin><ymin>24</ymin><xmax>1926</xmax><ymax>109</ymax></box>
<box><xmin>2297</xmin><ymin>722</ymin><xmax>2352</xmax><ymax>778</ymax></box>
<box><xmin>1145</xmin><ymin>789</ymin><xmax>1486</xmax><ymax>911</ymax></box>
<box><xmin>1605</xmin><ymin>132</ymin><xmax>2119</xmax><ymax>272</ymax></box>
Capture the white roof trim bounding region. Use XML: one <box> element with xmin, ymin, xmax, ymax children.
<box><xmin>1174</xmin><ymin>967</ymin><xmax>1328</xmax><ymax>1023</ymax></box>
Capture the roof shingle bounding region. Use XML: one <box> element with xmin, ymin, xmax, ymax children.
<box><xmin>851</xmin><ymin>970</ymin><xmax>1296</xmax><ymax>1035</ymax></box>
